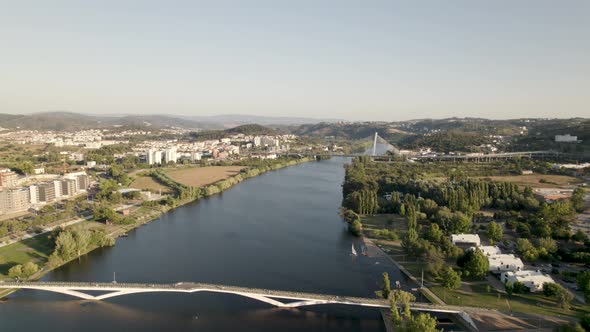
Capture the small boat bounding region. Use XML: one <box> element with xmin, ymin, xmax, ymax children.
<box><xmin>351</xmin><ymin>243</ymin><xmax>357</xmax><ymax>256</ymax></box>
<box><xmin>120</xmin><ymin>233</ymin><xmax>128</xmax><ymax>237</ymax></box>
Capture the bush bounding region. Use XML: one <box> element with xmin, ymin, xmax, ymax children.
<box><xmin>543</xmin><ymin>282</ymin><xmax>560</xmax><ymax>297</ymax></box>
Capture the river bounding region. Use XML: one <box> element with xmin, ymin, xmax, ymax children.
<box><xmin>0</xmin><ymin>158</ymin><xmax>397</xmax><ymax>332</ymax></box>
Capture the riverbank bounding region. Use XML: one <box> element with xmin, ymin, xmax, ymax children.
<box><xmin>0</xmin><ymin>157</ymin><xmax>314</xmax><ymax>299</ymax></box>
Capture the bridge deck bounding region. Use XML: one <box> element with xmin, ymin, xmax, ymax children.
<box><xmin>0</xmin><ymin>281</ymin><xmax>475</xmax><ymax>314</ymax></box>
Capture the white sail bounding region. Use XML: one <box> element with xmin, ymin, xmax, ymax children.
<box><xmin>351</xmin><ymin>243</ymin><xmax>357</xmax><ymax>256</ymax></box>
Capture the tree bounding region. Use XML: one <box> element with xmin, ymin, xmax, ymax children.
<box><xmin>405</xmin><ymin>313</ymin><xmax>441</xmax><ymax>332</ymax></box>
<box><xmin>349</xmin><ymin>219</ymin><xmax>362</xmax><ymax>236</ymax></box>
<box><xmin>425</xmin><ymin>224</ymin><xmax>444</xmax><ymax>243</ymax></box>
<box><xmin>440</xmin><ymin>266</ymin><xmax>461</xmax><ymax>290</ymax></box>
<box><xmin>486</xmin><ymin>221</ymin><xmax>503</xmax><ymax>245</ymax></box>
<box><xmin>402</xmin><ymin>228</ymin><xmax>419</xmax><ymax>254</ymax></box>
<box><xmin>8</xmin><ymin>264</ymin><xmax>23</xmax><ymax>279</ymax></box>
<box><xmin>22</xmin><ymin>262</ymin><xmax>39</xmax><ymax>278</ymax></box>
<box><xmin>554</xmin><ymin>285</ymin><xmax>574</xmax><ymax>310</ymax></box>
<box><xmin>543</xmin><ymin>282</ymin><xmax>560</xmax><ymax>297</ymax></box>
<box><xmin>571</xmin><ymin>187</ymin><xmax>586</xmax><ymax>213</ymax></box>
<box><xmin>576</xmin><ymin>271</ymin><xmax>590</xmax><ymax>302</ymax></box>
<box><xmin>457</xmin><ymin>248</ymin><xmax>489</xmax><ymax>279</ymax></box>
<box><xmin>382</xmin><ymin>272</ymin><xmax>391</xmax><ymax>299</ymax></box>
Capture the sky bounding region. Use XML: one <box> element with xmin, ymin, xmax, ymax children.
<box><xmin>1</xmin><ymin>0</ymin><xmax>589</xmax><ymax>121</ymax></box>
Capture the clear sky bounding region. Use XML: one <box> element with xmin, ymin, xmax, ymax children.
<box><xmin>1</xmin><ymin>0</ymin><xmax>589</xmax><ymax>121</ymax></box>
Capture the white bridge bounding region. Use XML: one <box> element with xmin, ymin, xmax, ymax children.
<box><xmin>0</xmin><ymin>281</ymin><xmax>463</xmax><ymax>313</ymax></box>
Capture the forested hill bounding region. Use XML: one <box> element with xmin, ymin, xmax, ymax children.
<box><xmin>189</xmin><ymin>124</ymin><xmax>277</xmax><ymax>140</ymax></box>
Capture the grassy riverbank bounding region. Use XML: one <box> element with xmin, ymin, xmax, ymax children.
<box><xmin>0</xmin><ymin>157</ymin><xmax>313</xmax><ymax>298</ymax></box>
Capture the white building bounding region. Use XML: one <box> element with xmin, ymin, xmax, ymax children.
<box><xmin>87</xmin><ymin>161</ymin><xmax>97</xmax><ymax>168</ymax></box>
<box><xmin>501</xmin><ymin>270</ymin><xmax>554</xmax><ymax>292</ymax></box>
<box><xmin>53</xmin><ymin>180</ymin><xmax>63</xmax><ymax>198</ymax></box>
<box><xmin>29</xmin><ymin>185</ymin><xmax>39</xmax><ymax>204</ymax></box>
<box><xmin>555</xmin><ymin>134</ymin><xmax>578</xmax><ymax>143</ymax></box>
<box><xmin>474</xmin><ymin>245</ymin><xmax>502</xmax><ymax>257</ymax></box>
<box><xmin>190</xmin><ymin>151</ymin><xmax>202</xmax><ymax>161</ymax></box>
<box><xmin>33</xmin><ymin>167</ymin><xmax>45</xmax><ymax>175</ymax></box>
<box><xmin>451</xmin><ymin>234</ymin><xmax>481</xmax><ymax>247</ymax></box>
<box><xmin>488</xmin><ymin>254</ymin><xmax>524</xmax><ymax>273</ymax></box>
<box><xmin>164</xmin><ymin>148</ymin><xmax>177</xmax><ymax>163</ymax></box>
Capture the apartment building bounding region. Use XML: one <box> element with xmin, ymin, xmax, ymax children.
<box><xmin>0</xmin><ymin>187</ymin><xmax>30</xmax><ymax>214</ymax></box>
<box><xmin>38</xmin><ymin>182</ymin><xmax>56</xmax><ymax>202</ymax></box>
<box><xmin>0</xmin><ymin>169</ymin><xmax>19</xmax><ymax>188</ymax></box>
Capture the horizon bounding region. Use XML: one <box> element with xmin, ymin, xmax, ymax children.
<box><xmin>1</xmin><ymin>1</ymin><xmax>589</xmax><ymax>120</ymax></box>
<box><xmin>2</xmin><ymin>110</ymin><xmax>589</xmax><ymax>123</ymax></box>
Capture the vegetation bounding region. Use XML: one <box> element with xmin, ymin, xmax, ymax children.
<box><xmin>47</xmin><ymin>226</ymin><xmax>114</xmax><ymax>267</ymax></box>
<box><xmin>389</xmin><ymin>289</ymin><xmax>441</xmax><ymax>332</ymax></box>
<box><xmin>457</xmin><ymin>248</ymin><xmax>489</xmax><ymax>279</ymax></box>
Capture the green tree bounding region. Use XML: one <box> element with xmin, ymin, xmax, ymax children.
<box><xmin>457</xmin><ymin>248</ymin><xmax>489</xmax><ymax>279</ymax></box>
<box><xmin>543</xmin><ymin>282</ymin><xmax>560</xmax><ymax>297</ymax></box>
<box><xmin>555</xmin><ymin>285</ymin><xmax>574</xmax><ymax>310</ymax></box>
<box><xmin>571</xmin><ymin>187</ymin><xmax>586</xmax><ymax>213</ymax></box>
<box><xmin>8</xmin><ymin>264</ymin><xmax>23</xmax><ymax>279</ymax></box>
<box><xmin>382</xmin><ymin>272</ymin><xmax>391</xmax><ymax>299</ymax></box>
<box><xmin>425</xmin><ymin>223</ymin><xmax>444</xmax><ymax>243</ymax></box>
<box><xmin>440</xmin><ymin>266</ymin><xmax>461</xmax><ymax>290</ymax></box>
<box><xmin>486</xmin><ymin>221</ymin><xmax>503</xmax><ymax>245</ymax></box>
<box><xmin>405</xmin><ymin>313</ymin><xmax>441</xmax><ymax>332</ymax></box>
<box><xmin>576</xmin><ymin>271</ymin><xmax>590</xmax><ymax>301</ymax></box>
<box><xmin>22</xmin><ymin>262</ymin><xmax>39</xmax><ymax>278</ymax></box>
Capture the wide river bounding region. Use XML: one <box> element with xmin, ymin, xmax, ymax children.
<box><xmin>1</xmin><ymin>158</ymin><xmax>391</xmax><ymax>331</ymax></box>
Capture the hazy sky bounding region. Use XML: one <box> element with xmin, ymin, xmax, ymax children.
<box><xmin>1</xmin><ymin>1</ymin><xmax>589</xmax><ymax>120</ymax></box>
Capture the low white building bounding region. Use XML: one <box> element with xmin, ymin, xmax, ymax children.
<box><xmin>473</xmin><ymin>245</ymin><xmax>502</xmax><ymax>257</ymax></box>
<box><xmin>555</xmin><ymin>134</ymin><xmax>578</xmax><ymax>143</ymax></box>
<box><xmin>451</xmin><ymin>234</ymin><xmax>481</xmax><ymax>247</ymax></box>
<box><xmin>501</xmin><ymin>270</ymin><xmax>554</xmax><ymax>292</ymax></box>
<box><xmin>488</xmin><ymin>254</ymin><xmax>524</xmax><ymax>273</ymax></box>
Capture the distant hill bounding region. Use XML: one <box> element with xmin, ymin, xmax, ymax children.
<box><xmin>189</xmin><ymin>124</ymin><xmax>277</xmax><ymax>141</ymax></box>
<box><xmin>289</xmin><ymin>122</ymin><xmax>410</xmax><ymax>143</ymax></box>
<box><xmin>0</xmin><ymin>112</ymin><xmax>216</xmax><ymax>130</ymax></box>
<box><xmin>0</xmin><ymin>112</ymin><xmax>336</xmax><ymax>130</ymax></box>
<box><xmin>182</xmin><ymin>114</ymin><xmax>341</xmax><ymax>127</ymax></box>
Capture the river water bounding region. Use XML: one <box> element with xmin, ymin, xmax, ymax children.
<box><xmin>0</xmin><ymin>158</ymin><xmax>391</xmax><ymax>331</ymax></box>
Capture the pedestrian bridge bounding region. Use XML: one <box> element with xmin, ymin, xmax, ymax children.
<box><xmin>0</xmin><ymin>281</ymin><xmax>462</xmax><ymax>313</ymax></box>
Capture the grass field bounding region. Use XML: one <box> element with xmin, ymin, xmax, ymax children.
<box><xmin>164</xmin><ymin>166</ymin><xmax>245</xmax><ymax>187</ymax></box>
<box><xmin>478</xmin><ymin>174</ymin><xmax>582</xmax><ymax>189</ymax></box>
<box><xmin>0</xmin><ymin>234</ymin><xmax>53</xmax><ymax>277</ymax></box>
<box><xmin>130</xmin><ymin>175</ymin><xmax>172</xmax><ymax>193</ymax></box>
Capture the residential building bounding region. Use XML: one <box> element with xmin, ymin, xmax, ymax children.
<box><xmin>33</xmin><ymin>167</ymin><xmax>45</xmax><ymax>174</ymax></box>
<box><xmin>38</xmin><ymin>182</ymin><xmax>56</xmax><ymax>202</ymax></box>
<box><xmin>501</xmin><ymin>270</ymin><xmax>554</xmax><ymax>292</ymax></box>
<box><xmin>164</xmin><ymin>148</ymin><xmax>177</xmax><ymax>163</ymax></box>
<box><xmin>0</xmin><ymin>187</ymin><xmax>30</xmax><ymax>214</ymax></box>
<box><xmin>77</xmin><ymin>174</ymin><xmax>89</xmax><ymax>190</ymax></box>
<box><xmin>488</xmin><ymin>254</ymin><xmax>524</xmax><ymax>273</ymax></box>
<box><xmin>61</xmin><ymin>179</ymin><xmax>78</xmax><ymax>196</ymax></box>
<box><xmin>29</xmin><ymin>185</ymin><xmax>39</xmax><ymax>204</ymax></box>
<box><xmin>86</xmin><ymin>161</ymin><xmax>97</xmax><ymax>168</ymax></box>
<box><xmin>451</xmin><ymin>234</ymin><xmax>481</xmax><ymax>248</ymax></box>
<box><xmin>0</xmin><ymin>169</ymin><xmax>19</xmax><ymax>188</ymax></box>
<box><xmin>53</xmin><ymin>180</ymin><xmax>63</xmax><ymax>198</ymax></box>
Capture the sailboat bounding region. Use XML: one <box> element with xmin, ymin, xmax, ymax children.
<box><xmin>351</xmin><ymin>243</ymin><xmax>358</xmax><ymax>256</ymax></box>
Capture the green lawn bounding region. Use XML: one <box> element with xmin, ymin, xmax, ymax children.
<box><xmin>429</xmin><ymin>284</ymin><xmax>590</xmax><ymax>319</ymax></box>
<box><xmin>0</xmin><ymin>234</ymin><xmax>53</xmax><ymax>278</ymax></box>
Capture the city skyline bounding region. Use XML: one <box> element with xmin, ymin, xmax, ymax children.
<box><xmin>1</xmin><ymin>1</ymin><xmax>589</xmax><ymax>121</ymax></box>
